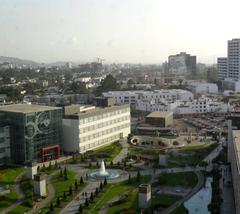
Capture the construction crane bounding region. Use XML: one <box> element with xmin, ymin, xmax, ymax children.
<box><xmin>97</xmin><ymin>58</ymin><xmax>105</xmax><ymax>64</ymax></box>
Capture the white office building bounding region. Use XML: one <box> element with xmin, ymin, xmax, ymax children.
<box><xmin>103</xmin><ymin>89</ymin><xmax>193</xmax><ymax>106</ymax></box>
<box><xmin>63</xmin><ymin>104</ymin><xmax>131</xmax><ymax>153</ymax></box>
<box><xmin>187</xmin><ymin>81</ymin><xmax>218</xmax><ymax>94</ymax></box>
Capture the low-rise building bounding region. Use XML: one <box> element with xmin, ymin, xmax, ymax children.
<box><xmin>187</xmin><ymin>81</ymin><xmax>218</xmax><ymax>94</ymax></box>
<box><xmin>63</xmin><ymin>102</ymin><xmax>131</xmax><ymax>153</ymax></box>
<box><xmin>146</xmin><ymin>111</ymin><xmax>173</xmax><ymax>127</ymax></box>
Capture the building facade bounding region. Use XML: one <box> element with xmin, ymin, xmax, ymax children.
<box><xmin>217</xmin><ymin>57</ymin><xmax>228</xmax><ymax>81</ymax></box>
<box><xmin>217</xmin><ymin>38</ymin><xmax>240</xmax><ymax>83</ymax></box>
<box><xmin>0</xmin><ymin>104</ymin><xmax>63</xmax><ymax>164</ymax></box>
<box><xmin>0</xmin><ymin>125</ymin><xmax>10</xmax><ymax>165</ymax></box>
<box><xmin>63</xmin><ymin>104</ymin><xmax>131</xmax><ymax>153</ymax></box>
<box><xmin>228</xmin><ymin>38</ymin><xmax>240</xmax><ymax>81</ymax></box>
<box><xmin>228</xmin><ymin>130</ymin><xmax>240</xmax><ymax>214</ymax></box>
<box><xmin>168</xmin><ymin>52</ymin><xmax>196</xmax><ymax>77</ymax></box>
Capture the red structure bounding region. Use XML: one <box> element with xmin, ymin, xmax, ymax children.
<box><xmin>40</xmin><ymin>145</ymin><xmax>60</xmax><ymax>162</ymax></box>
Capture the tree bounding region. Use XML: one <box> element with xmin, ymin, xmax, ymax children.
<box><xmin>128</xmin><ymin>174</ymin><xmax>132</xmax><ymax>183</ymax></box>
<box><xmin>80</xmin><ymin>176</ymin><xmax>84</xmax><ymax>184</ymax></box>
<box><xmin>96</xmin><ymin>74</ymin><xmax>119</xmax><ymax>94</ymax></box>
<box><xmin>117</xmin><ymin>162</ymin><xmax>120</xmax><ymax>166</ymax></box>
<box><xmin>50</xmin><ymin>202</ymin><xmax>54</xmax><ymax>211</ymax></box>
<box><xmin>89</xmin><ymin>162</ymin><xmax>92</xmax><ymax>167</ymax></box>
<box><xmin>90</xmin><ymin>192</ymin><xmax>94</xmax><ymax>202</ymax></box>
<box><xmin>59</xmin><ymin>169</ymin><xmax>63</xmax><ymax>177</ymax></box>
<box><xmin>69</xmin><ymin>185</ymin><xmax>73</xmax><ymax>195</ymax></box>
<box><xmin>74</xmin><ymin>179</ymin><xmax>78</xmax><ymax>190</ymax></box>
<box><xmin>54</xmin><ymin>161</ymin><xmax>58</xmax><ymax>169</ymax></box>
<box><xmin>127</xmin><ymin>79</ymin><xmax>135</xmax><ymax>85</ymax></box>
<box><xmin>100</xmin><ymin>182</ymin><xmax>103</xmax><ymax>190</ymax></box>
<box><xmin>64</xmin><ymin>167</ymin><xmax>68</xmax><ymax>180</ymax></box>
<box><xmin>48</xmin><ymin>161</ymin><xmax>52</xmax><ymax>169</ymax></box>
<box><xmin>78</xmin><ymin>204</ymin><xmax>83</xmax><ymax>213</ymax></box>
<box><xmin>104</xmin><ymin>177</ymin><xmax>107</xmax><ymax>186</ymax></box>
<box><xmin>95</xmin><ymin>187</ymin><xmax>99</xmax><ymax>195</ymax></box>
<box><xmin>85</xmin><ymin>198</ymin><xmax>89</xmax><ymax>207</ymax></box>
<box><xmin>96</xmin><ymin>161</ymin><xmax>99</xmax><ymax>167</ymax></box>
<box><xmin>56</xmin><ymin>196</ymin><xmax>60</xmax><ymax>206</ymax></box>
<box><xmin>110</xmin><ymin>161</ymin><xmax>113</xmax><ymax>167</ymax></box>
<box><xmin>63</xmin><ymin>191</ymin><xmax>67</xmax><ymax>200</ymax></box>
<box><xmin>137</xmin><ymin>170</ymin><xmax>141</xmax><ymax>182</ymax></box>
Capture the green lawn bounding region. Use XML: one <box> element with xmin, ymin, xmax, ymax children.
<box><xmin>52</xmin><ymin>169</ymin><xmax>76</xmax><ymax>195</ymax></box>
<box><xmin>171</xmin><ymin>204</ymin><xmax>188</xmax><ymax>214</ymax></box>
<box><xmin>41</xmin><ymin>169</ymin><xmax>86</xmax><ymax>214</ymax></box>
<box><xmin>152</xmin><ymin>194</ymin><xmax>181</xmax><ymax>208</ymax></box>
<box><xmin>168</xmin><ymin>142</ymin><xmax>218</xmax><ymax>167</ymax></box>
<box><xmin>90</xmin><ymin>142</ymin><xmax>123</xmax><ymax>161</ymax></box>
<box><xmin>158</xmin><ymin>172</ymin><xmax>198</xmax><ymax>188</ymax></box>
<box><xmin>107</xmin><ymin>189</ymin><xmax>138</xmax><ymax>214</ymax></box>
<box><xmin>86</xmin><ymin>175</ymin><xmax>151</xmax><ymax>214</ymax></box>
<box><xmin>0</xmin><ymin>166</ymin><xmax>25</xmax><ymax>211</ymax></box>
<box><xmin>10</xmin><ymin>176</ymin><xmax>37</xmax><ymax>214</ymax></box>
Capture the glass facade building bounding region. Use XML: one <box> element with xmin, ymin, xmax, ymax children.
<box><xmin>0</xmin><ymin>104</ymin><xmax>62</xmax><ymax>164</ymax></box>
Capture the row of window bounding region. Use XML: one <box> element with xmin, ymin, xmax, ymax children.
<box><xmin>80</xmin><ymin>115</ymin><xmax>130</xmax><ymax>133</ymax></box>
<box><xmin>79</xmin><ymin>108</ymin><xmax>130</xmax><ymax>125</ymax></box>
<box><xmin>80</xmin><ymin>134</ymin><xmax>120</xmax><ymax>152</ymax></box>
<box><xmin>0</xmin><ymin>148</ymin><xmax>5</xmax><ymax>153</ymax></box>
<box><xmin>80</xmin><ymin>123</ymin><xmax>130</xmax><ymax>142</ymax></box>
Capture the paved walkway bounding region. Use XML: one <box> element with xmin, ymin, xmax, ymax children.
<box><xmin>60</xmin><ymin>182</ymin><xmax>99</xmax><ymax>214</ymax></box>
<box><xmin>220</xmin><ymin>165</ymin><xmax>235</xmax><ymax>214</ymax></box>
<box><xmin>1</xmin><ymin>171</ymin><xmax>26</xmax><ymax>214</ymax></box>
<box><xmin>113</xmin><ymin>138</ymin><xmax>129</xmax><ymax>164</ymax></box>
<box><xmin>28</xmin><ymin>172</ymin><xmax>57</xmax><ymax>214</ymax></box>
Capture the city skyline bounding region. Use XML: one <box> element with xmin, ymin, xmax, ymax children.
<box><xmin>1</xmin><ymin>0</ymin><xmax>240</xmax><ymax>64</ymax></box>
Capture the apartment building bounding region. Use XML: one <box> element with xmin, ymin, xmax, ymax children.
<box><xmin>103</xmin><ymin>89</ymin><xmax>193</xmax><ymax>106</ymax></box>
<box><xmin>63</xmin><ymin>101</ymin><xmax>131</xmax><ymax>153</ymax></box>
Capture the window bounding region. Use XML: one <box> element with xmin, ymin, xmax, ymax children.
<box><xmin>0</xmin><ymin>137</ymin><xmax>5</xmax><ymax>143</ymax></box>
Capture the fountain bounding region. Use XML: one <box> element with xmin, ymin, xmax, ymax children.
<box><xmin>89</xmin><ymin>160</ymin><xmax>120</xmax><ymax>180</ymax></box>
<box><xmin>99</xmin><ymin>160</ymin><xmax>109</xmax><ymax>176</ymax></box>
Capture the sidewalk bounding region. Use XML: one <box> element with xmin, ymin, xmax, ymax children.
<box><xmin>220</xmin><ymin>165</ymin><xmax>235</xmax><ymax>214</ymax></box>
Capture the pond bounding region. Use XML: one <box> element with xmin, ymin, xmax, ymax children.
<box><xmin>184</xmin><ymin>177</ymin><xmax>212</xmax><ymax>214</ymax></box>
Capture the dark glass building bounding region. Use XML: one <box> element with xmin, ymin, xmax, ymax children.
<box><xmin>0</xmin><ymin>104</ymin><xmax>62</xmax><ymax>164</ymax></box>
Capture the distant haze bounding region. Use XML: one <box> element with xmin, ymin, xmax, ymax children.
<box><xmin>0</xmin><ymin>0</ymin><xmax>240</xmax><ymax>64</ymax></box>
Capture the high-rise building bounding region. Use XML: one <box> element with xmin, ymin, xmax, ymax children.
<box><xmin>218</xmin><ymin>38</ymin><xmax>240</xmax><ymax>82</ymax></box>
<box><xmin>0</xmin><ymin>104</ymin><xmax>63</xmax><ymax>164</ymax></box>
<box><xmin>168</xmin><ymin>52</ymin><xmax>196</xmax><ymax>77</ymax></box>
<box><xmin>228</xmin><ymin>38</ymin><xmax>240</xmax><ymax>81</ymax></box>
<box><xmin>217</xmin><ymin>57</ymin><xmax>228</xmax><ymax>81</ymax></box>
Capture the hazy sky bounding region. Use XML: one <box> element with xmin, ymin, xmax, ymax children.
<box><xmin>1</xmin><ymin>0</ymin><xmax>240</xmax><ymax>64</ymax></box>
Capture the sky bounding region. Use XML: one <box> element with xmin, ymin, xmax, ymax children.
<box><xmin>0</xmin><ymin>0</ymin><xmax>240</xmax><ymax>64</ymax></box>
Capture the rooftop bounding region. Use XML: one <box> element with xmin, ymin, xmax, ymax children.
<box><xmin>64</xmin><ymin>104</ymin><xmax>130</xmax><ymax>119</ymax></box>
<box><xmin>146</xmin><ymin>111</ymin><xmax>172</xmax><ymax>118</ymax></box>
<box><xmin>0</xmin><ymin>104</ymin><xmax>61</xmax><ymax>113</ymax></box>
